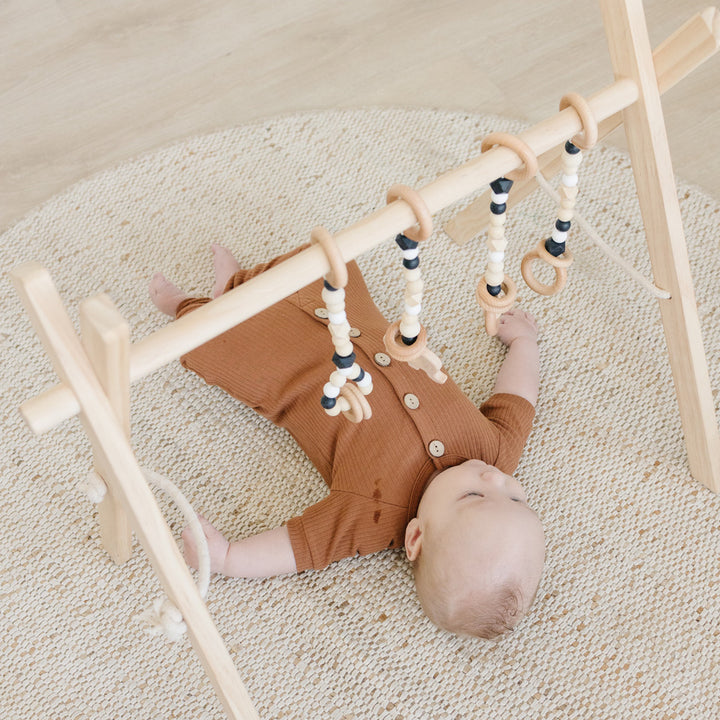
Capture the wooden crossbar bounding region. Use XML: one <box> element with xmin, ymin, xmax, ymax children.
<box><xmin>20</xmin><ymin>75</ymin><xmax>638</xmax><ymax>435</ymax></box>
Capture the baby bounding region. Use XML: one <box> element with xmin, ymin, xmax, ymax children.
<box><xmin>149</xmin><ymin>244</ymin><xmax>545</xmax><ymax>639</ymax></box>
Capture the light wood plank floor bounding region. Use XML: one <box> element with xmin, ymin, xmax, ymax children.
<box><xmin>1</xmin><ymin>0</ymin><xmax>718</xmax><ymax>231</ymax></box>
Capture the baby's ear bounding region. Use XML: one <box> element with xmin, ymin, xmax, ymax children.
<box><xmin>404</xmin><ymin>518</ymin><xmax>423</xmax><ymax>562</ymax></box>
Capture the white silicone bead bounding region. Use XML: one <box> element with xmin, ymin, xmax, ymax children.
<box><xmin>561</xmin><ymin>174</ymin><xmax>578</xmax><ymax>187</ymax></box>
<box><xmin>328</xmin><ymin>311</ymin><xmax>347</xmax><ymax>325</ymax></box>
<box><xmin>356</xmin><ymin>372</ymin><xmax>372</xmax><ymax>388</ymax></box>
<box><xmin>323</xmin><ymin>382</ymin><xmax>340</xmax><ymax>398</ymax></box>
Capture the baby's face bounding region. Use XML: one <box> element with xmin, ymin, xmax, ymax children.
<box><xmin>408</xmin><ymin>459</ymin><xmax>545</xmax><ymax>590</ymax></box>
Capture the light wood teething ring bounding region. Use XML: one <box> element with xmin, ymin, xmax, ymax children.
<box><xmin>480</xmin><ymin>132</ymin><xmax>538</xmax><ymax>181</ymax></box>
<box><xmin>521</xmin><ymin>239</ymin><xmax>574</xmax><ymax>296</ymax></box>
<box><xmin>386</xmin><ymin>184</ymin><xmax>433</xmax><ymax>242</ymax></box>
<box><xmin>559</xmin><ymin>92</ymin><xmax>599</xmax><ymax>150</ymax></box>
<box><xmin>338</xmin><ymin>383</ymin><xmax>372</xmax><ymax>423</ymax></box>
<box><xmin>310</xmin><ymin>225</ymin><xmax>348</xmax><ymax>289</ymax></box>
<box><xmin>383</xmin><ymin>321</ymin><xmax>428</xmax><ymax>362</ymax></box>
<box><xmin>475</xmin><ymin>275</ymin><xmax>518</xmax><ymax>336</ymax></box>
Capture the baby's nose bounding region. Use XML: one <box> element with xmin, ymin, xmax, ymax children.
<box><xmin>483</xmin><ymin>469</ymin><xmax>507</xmax><ymax>487</ymax></box>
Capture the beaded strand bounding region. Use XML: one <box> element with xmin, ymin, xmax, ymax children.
<box><xmin>319</xmin><ymin>279</ymin><xmax>373</xmax><ymax>417</ymax></box>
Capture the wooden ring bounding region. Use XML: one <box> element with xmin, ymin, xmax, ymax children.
<box><xmin>475</xmin><ymin>276</ymin><xmax>517</xmax><ymax>336</ymax></box>
<box><xmin>475</xmin><ymin>275</ymin><xmax>518</xmax><ymax>311</ymax></box>
<box><xmin>559</xmin><ymin>92</ymin><xmax>598</xmax><ymax>150</ymax></box>
<box><xmin>310</xmin><ymin>226</ymin><xmax>348</xmax><ymax>289</ymax></box>
<box><xmin>386</xmin><ymin>184</ymin><xmax>433</xmax><ymax>242</ymax></box>
<box><xmin>521</xmin><ymin>241</ymin><xmax>572</xmax><ymax>296</ymax></box>
<box><xmin>480</xmin><ymin>132</ymin><xmax>539</xmax><ymax>181</ymax></box>
<box><xmin>339</xmin><ymin>383</ymin><xmax>371</xmax><ymax>423</ymax></box>
<box><xmin>383</xmin><ymin>321</ymin><xmax>428</xmax><ymax>361</ymax></box>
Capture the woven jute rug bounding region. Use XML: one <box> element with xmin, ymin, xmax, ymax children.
<box><xmin>2</xmin><ymin>108</ymin><xmax>719</xmax><ymax>719</ymax></box>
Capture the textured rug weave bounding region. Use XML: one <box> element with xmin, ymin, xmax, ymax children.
<box><xmin>2</xmin><ymin>108</ymin><xmax>719</xmax><ymax>720</ymax></box>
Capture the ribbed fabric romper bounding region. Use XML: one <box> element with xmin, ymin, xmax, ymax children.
<box><xmin>176</xmin><ymin>246</ymin><xmax>535</xmax><ymax>572</ymax></box>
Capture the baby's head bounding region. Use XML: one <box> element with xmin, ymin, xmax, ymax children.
<box><xmin>405</xmin><ymin>459</ymin><xmax>545</xmax><ymax>639</ymax></box>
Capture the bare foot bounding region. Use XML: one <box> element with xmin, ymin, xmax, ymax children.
<box><xmin>212</xmin><ymin>244</ymin><xmax>241</xmax><ymax>297</ymax></box>
<box><xmin>149</xmin><ymin>273</ymin><xmax>189</xmax><ymax>316</ymax></box>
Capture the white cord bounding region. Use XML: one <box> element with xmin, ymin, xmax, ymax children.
<box><xmin>534</xmin><ymin>170</ymin><xmax>671</xmax><ymax>300</ymax></box>
<box><xmin>83</xmin><ymin>467</ymin><xmax>211</xmax><ymax>641</ymax></box>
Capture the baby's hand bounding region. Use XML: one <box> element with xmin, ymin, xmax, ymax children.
<box><xmin>496</xmin><ymin>308</ymin><xmax>539</xmax><ymax>347</ymax></box>
<box><xmin>182</xmin><ymin>514</ymin><xmax>230</xmax><ymax>574</ymax></box>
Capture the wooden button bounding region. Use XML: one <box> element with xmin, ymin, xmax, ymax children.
<box><xmin>349</xmin><ymin>327</ymin><xmax>361</xmax><ymax>338</ymax></box>
<box><xmin>428</xmin><ymin>440</ymin><xmax>445</xmax><ymax>457</ymax></box>
<box><xmin>403</xmin><ymin>393</ymin><xmax>420</xmax><ymax>410</ymax></box>
<box><xmin>374</xmin><ymin>352</ymin><xmax>391</xmax><ymax>367</ymax></box>
<box><xmin>314</xmin><ymin>308</ymin><xmax>329</xmax><ymax>319</ymax></box>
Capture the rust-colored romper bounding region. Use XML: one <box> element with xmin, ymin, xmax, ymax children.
<box><xmin>177</xmin><ymin>246</ymin><xmax>535</xmax><ymax>572</ymax></box>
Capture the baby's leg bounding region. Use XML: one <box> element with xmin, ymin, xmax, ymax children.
<box><xmin>212</xmin><ymin>244</ymin><xmax>241</xmax><ymax>298</ymax></box>
<box><xmin>148</xmin><ymin>273</ymin><xmax>190</xmax><ymax>316</ymax></box>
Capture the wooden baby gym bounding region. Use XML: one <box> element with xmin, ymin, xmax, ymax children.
<box><xmin>9</xmin><ymin>1</ymin><xmax>720</xmax><ymax>718</ymax></box>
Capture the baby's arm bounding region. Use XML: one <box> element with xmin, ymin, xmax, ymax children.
<box><xmin>183</xmin><ymin>515</ymin><xmax>298</xmax><ymax>578</ymax></box>
<box><xmin>492</xmin><ymin>308</ymin><xmax>540</xmax><ymax>407</ymax></box>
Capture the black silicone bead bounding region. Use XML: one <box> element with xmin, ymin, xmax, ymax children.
<box><xmin>545</xmin><ymin>238</ymin><xmax>566</xmax><ymax>257</ymax></box>
<box><xmin>555</xmin><ymin>219</ymin><xmax>572</xmax><ymax>232</ymax></box>
<box><xmin>490</xmin><ymin>177</ymin><xmax>514</xmax><ymax>194</ymax></box>
<box><xmin>401</xmin><ymin>334</ymin><xmax>418</xmax><ymax>346</ymax></box>
<box><xmin>395</xmin><ymin>233</ymin><xmax>418</xmax><ymax>251</ymax></box>
<box><xmin>565</xmin><ymin>141</ymin><xmax>580</xmax><ymax>154</ymax></box>
<box><xmin>321</xmin><ymin>395</ymin><xmax>337</xmax><ymax>410</ymax></box>
<box><xmin>332</xmin><ymin>351</ymin><xmax>356</xmax><ymax>369</ymax></box>
<box><xmin>402</xmin><ymin>256</ymin><xmax>420</xmax><ymax>270</ymax></box>
<box><xmin>487</xmin><ymin>284</ymin><xmax>502</xmax><ymax>297</ymax></box>
<box><xmin>490</xmin><ymin>202</ymin><xmax>507</xmax><ymax>215</ymax></box>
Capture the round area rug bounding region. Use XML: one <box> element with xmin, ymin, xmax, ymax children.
<box><xmin>1</xmin><ymin>108</ymin><xmax>719</xmax><ymax>720</ymax></box>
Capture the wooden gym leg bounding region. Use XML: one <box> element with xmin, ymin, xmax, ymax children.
<box><xmin>600</xmin><ymin>0</ymin><xmax>720</xmax><ymax>492</ymax></box>
<box><xmin>10</xmin><ymin>262</ymin><xmax>259</xmax><ymax>720</ymax></box>
<box><xmin>80</xmin><ymin>294</ymin><xmax>133</xmax><ymax>564</ymax></box>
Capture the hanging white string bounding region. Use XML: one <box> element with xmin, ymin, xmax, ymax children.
<box><xmin>534</xmin><ymin>170</ymin><xmax>671</xmax><ymax>300</ymax></box>
<box><xmin>82</xmin><ymin>467</ymin><xmax>211</xmax><ymax>642</ymax></box>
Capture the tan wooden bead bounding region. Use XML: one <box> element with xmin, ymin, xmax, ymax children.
<box><xmin>486</xmin><ymin>237</ymin><xmax>508</xmax><ymax>253</ymax></box>
<box><xmin>406</xmin><ymin>279</ymin><xmax>424</xmax><ymax>295</ymax></box>
<box><xmin>558</xmin><ymin>208</ymin><xmax>574</xmax><ymax>222</ymax></box>
<box><xmin>488</xmin><ymin>211</ymin><xmax>507</xmax><ymax>227</ymax></box>
<box><xmin>488</xmin><ymin>225</ymin><xmax>506</xmax><ymax>241</ymax></box>
<box><xmin>485</xmin><ymin>269</ymin><xmax>504</xmax><ymax>286</ymax></box>
<box><xmin>563</xmin><ymin>152</ymin><xmax>583</xmax><ymax>170</ymax></box>
<box><xmin>403</xmin><ymin>267</ymin><xmax>422</xmax><ymax>282</ymax></box>
<box><xmin>400</xmin><ymin>318</ymin><xmax>421</xmax><ymax>337</ymax></box>
<box><xmin>321</xmin><ymin>286</ymin><xmax>345</xmax><ymax>303</ymax></box>
<box><xmin>329</xmin><ymin>321</ymin><xmax>351</xmax><ymax>337</ymax></box>
<box><xmin>560</xmin><ymin>185</ymin><xmax>579</xmax><ymax>201</ymax></box>
<box><xmin>325</xmin><ymin>402</ymin><xmax>343</xmax><ymax>417</ymax></box>
<box><xmin>332</xmin><ymin>342</ymin><xmax>354</xmax><ymax>359</ymax></box>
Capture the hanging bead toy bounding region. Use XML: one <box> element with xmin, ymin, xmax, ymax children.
<box><xmin>383</xmin><ymin>184</ymin><xmax>446</xmax><ymax>383</ymax></box>
<box><xmin>311</xmin><ymin>226</ymin><xmax>373</xmax><ymax>423</ymax></box>
<box><xmin>476</xmin><ymin>132</ymin><xmax>538</xmax><ymax>335</ymax></box>
<box><xmin>522</xmin><ymin>92</ymin><xmax>599</xmax><ymax>295</ymax></box>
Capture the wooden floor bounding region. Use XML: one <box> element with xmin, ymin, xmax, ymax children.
<box><xmin>1</xmin><ymin>0</ymin><xmax>718</xmax><ymax>231</ymax></box>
